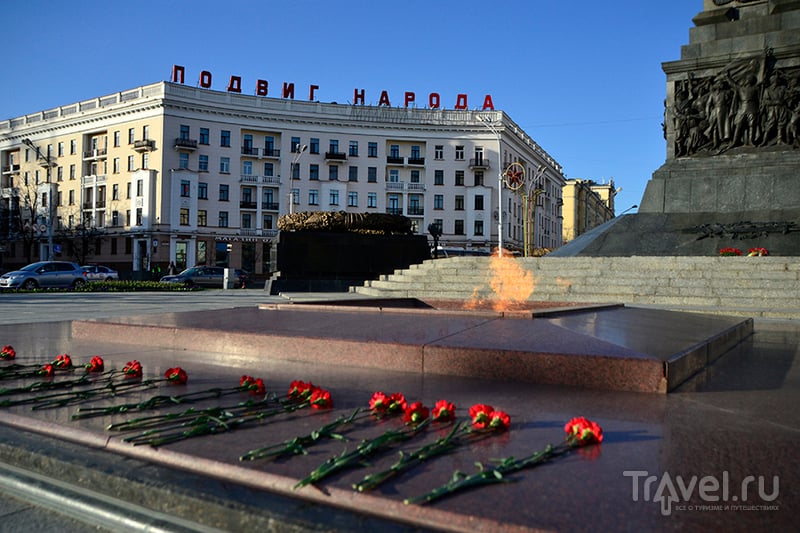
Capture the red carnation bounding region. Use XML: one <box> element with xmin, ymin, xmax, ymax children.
<box><xmin>469</xmin><ymin>404</ymin><xmax>495</xmax><ymax>429</ymax></box>
<box><xmin>0</xmin><ymin>345</ymin><xmax>15</xmax><ymax>360</ymax></box>
<box><xmin>403</xmin><ymin>401</ymin><xmax>430</xmax><ymax>425</ymax></box>
<box><xmin>564</xmin><ymin>416</ymin><xmax>603</xmax><ymax>445</ymax></box>
<box><xmin>122</xmin><ymin>360</ymin><xmax>143</xmax><ymax>378</ymax></box>
<box><xmin>84</xmin><ymin>356</ymin><xmax>105</xmax><ymax>373</ymax></box>
<box><xmin>309</xmin><ymin>388</ymin><xmax>333</xmax><ymax>409</ymax></box>
<box><xmin>387</xmin><ymin>392</ymin><xmax>407</xmax><ymax>414</ymax></box>
<box><xmin>240</xmin><ymin>375</ymin><xmax>256</xmax><ymax>388</ymax></box>
<box><xmin>288</xmin><ymin>380</ymin><xmax>315</xmax><ymax>400</ymax></box>
<box><xmin>38</xmin><ymin>363</ymin><xmax>54</xmax><ymax>377</ymax></box>
<box><xmin>431</xmin><ymin>400</ymin><xmax>456</xmax><ymax>422</ymax></box>
<box><xmin>52</xmin><ymin>354</ymin><xmax>73</xmax><ymax>369</ymax></box>
<box><xmin>488</xmin><ymin>410</ymin><xmax>511</xmax><ymax>431</ymax></box>
<box><xmin>164</xmin><ymin>367</ymin><xmax>188</xmax><ymax>384</ymax></box>
<box><xmin>369</xmin><ymin>391</ymin><xmax>390</xmax><ymax>413</ymax></box>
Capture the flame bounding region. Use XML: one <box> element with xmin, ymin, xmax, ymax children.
<box><xmin>465</xmin><ymin>248</ymin><xmax>536</xmax><ymax>312</ymax></box>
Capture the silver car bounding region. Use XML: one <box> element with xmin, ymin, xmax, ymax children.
<box><xmin>0</xmin><ymin>261</ymin><xmax>87</xmax><ymax>290</ymax></box>
<box><xmin>81</xmin><ymin>265</ymin><xmax>120</xmax><ymax>281</ymax></box>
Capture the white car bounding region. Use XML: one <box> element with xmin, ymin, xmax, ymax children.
<box><xmin>80</xmin><ymin>265</ymin><xmax>120</xmax><ymax>281</ymax></box>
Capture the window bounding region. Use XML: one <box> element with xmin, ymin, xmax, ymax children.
<box><xmin>291</xmin><ymin>188</ymin><xmax>299</xmax><ymax>206</ymax></box>
<box><xmin>143</xmin><ymin>125</ymin><xmax>150</xmax><ymax>140</ymax></box>
<box><xmin>242</xmin><ymin>187</ymin><xmax>254</xmax><ymax>203</ymax></box>
<box><xmin>198</xmin><ymin>210</ymin><xmax>207</xmax><ymax>226</ymax></box>
<box><xmin>179</xmin><ymin>153</ymin><xmax>189</xmax><ymax>169</ymax></box>
<box><xmin>243</xmin><ymin>134</ymin><xmax>254</xmax><ymax>154</ymax></box>
<box><xmin>389</xmin><ymin>144</ymin><xmax>400</xmax><ymax>158</ymax></box>
<box><xmin>113</xmin><ymin>131</ymin><xmax>120</xmax><ymax>147</ymax></box>
<box><xmin>455</xmin><ymin>195</ymin><xmax>465</xmax><ymax>210</ymax></box>
<box><xmin>112</xmin><ymin>211</ymin><xmax>120</xmax><ymax>227</ymax></box>
<box><xmin>241</xmin><ymin>213</ymin><xmax>252</xmax><ymax>229</ymax></box>
<box><xmin>70</xmin><ymin>139</ymin><xmax>77</xmax><ymax>155</ymax></box>
<box><xmin>348</xmin><ymin>191</ymin><xmax>358</xmax><ymax>207</ymax></box>
<box><xmin>455</xmin><ymin>170</ymin><xmax>465</xmax><ymax>186</ymax></box>
<box><xmin>127</xmin><ymin>155</ymin><xmax>135</xmax><ymax>171</ymax></box>
<box><xmin>434</xmin><ymin>194</ymin><xmax>444</xmax><ymax>210</ymax></box>
<box><xmin>309</xmin><ymin>189</ymin><xmax>319</xmax><ymax>205</ymax></box>
<box><xmin>136</xmin><ymin>179</ymin><xmax>143</xmax><ymax>196</ymax></box>
<box><xmin>368</xmin><ymin>192</ymin><xmax>377</xmax><ymax>208</ymax></box>
<box><xmin>180</xmin><ymin>208</ymin><xmax>190</xmax><ymax>225</ymax></box>
<box><xmin>179</xmin><ymin>125</ymin><xmax>190</xmax><ymax>140</ymax></box>
<box><xmin>389</xmin><ymin>169</ymin><xmax>399</xmax><ymax>182</ymax></box>
<box><xmin>198</xmin><ymin>182</ymin><xmax>208</xmax><ymax>199</ymax></box>
<box><xmin>220</xmin><ymin>130</ymin><xmax>231</xmax><ymax>147</ymax></box>
<box><xmin>349</xmin><ymin>141</ymin><xmax>358</xmax><ymax>156</ymax></box>
<box><xmin>57</xmin><ymin>142</ymin><xmax>64</xmax><ymax>157</ymax></box>
<box><xmin>218</xmin><ymin>183</ymin><xmax>230</xmax><ymax>201</ymax></box>
<box><xmin>112</xmin><ymin>184</ymin><xmax>119</xmax><ymax>201</ymax></box>
<box><xmin>292</xmin><ymin>162</ymin><xmax>300</xmax><ymax>180</ymax></box>
<box><xmin>199</xmin><ymin>154</ymin><xmax>209</xmax><ymax>171</ymax></box>
<box><xmin>329</xmin><ymin>190</ymin><xmax>339</xmax><ymax>206</ymax></box>
<box><xmin>309</xmin><ymin>164</ymin><xmax>319</xmax><ymax>180</ymax></box>
<box><xmin>218</xmin><ymin>211</ymin><xmax>229</xmax><ymax>227</ymax></box>
<box><xmin>113</xmin><ymin>158</ymin><xmax>120</xmax><ymax>174</ymax></box>
<box><xmin>242</xmin><ymin>160</ymin><xmax>253</xmax><ymax>175</ymax></box>
<box><xmin>263</xmin><ymin>162</ymin><xmax>274</xmax><ymax>176</ymax></box>
<box><xmin>291</xmin><ymin>137</ymin><xmax>301</xmax><ymax>152</ymax></box>
<box><xmin>263</xmin><ymin>214</ymin><xmax>274</xmax><ymax>230</ymax></box>
<box><xmin>368</xmin><ymin>167</ymin><xmax>377</xmax><ymax>183</ymax></box>
<box><xmin>455</xmin><ymin>146</ymin><xmax>464</xmax><ymax>160</ymax></box>
<box><xmin>199</xmin><ymin>128</ymin><xmax>209</xmax><ymax>145</ymax></box>
<box><xmin>348</xmin><ymin>166</ymin><xmax>358</xmax><ymax>182</ymax></box>
<box><xmin>136</xmin><ymin>208</ymin><xmax>143</xmax><ymax>226</ymax></box>
<box><xmin>410</xmin><ymin>170</ymin><xmax>420</xmax><ymax>183</ymax></box>
<box><xmin>410</xmin><ymin>145</ymin><xmax>420</xmax><ymax>159</ymax></box>
<box><xmin>454</xmin><ymin>219</ymin><xmax>465</xmax><ymax>235</ymax></box>
<box><xmin>142</xmin><ymin>152</ymin><xmax>149</xmax><ymax>169</ymax></box>
<box><xmin>435</xmin><ymin>145</ymin><xmax>444</xmax><ymax>159</ymax></box>
<box><xmin>57</xmin><ymin>167</ymin><xmax>63</xmax><ymax>182</ymax></box>
<box><xmin>70</xmin><ymin>164</ymin><xmax>76</xmax><ymax>180</ymax></box>
<box><xmin>181</xmin><ymin>180</ymin><xmax>191</xmax><ymax>197</ymax></box>
<box><xmin>329</xmin><ymin>139</ymin><xmax>339</xmax><ymax>153</ymax></box>
<box><xmin>127</xmin><ymin>182</ymin><xmax>131</xmax><ymax>199</ymax></box>
<box><xmin>309</xmin><ymin>138</ymin><xmax>319</xmax><ymax>154</ymax></box>
<box><xmin>434</xmin><ymin>170</ymin><xmax>444</xmax><ymax>185</ymax></box>
<box><xmin>264</xmin><ymin>136</ymin><xmax>276</xmax><ymax>155</ymax></box>
<box><xmin>128</xmin><ymin>128</ymin><xmax>136</xmax><ymax>144</ymax></box>
<box><xmin>368</xmin><ymin>142</ymin><xmax>378</xmax><ymax>157</ymax></box>
<box><xmin>474</xmin><ymin>220</ymin><xmax>484</xmax><ymax>236</ymax></box>
<box><xmin>68</xmin><ymin>190</ymin><xmax>75</xmax><ymax>205</ymax></box>
<box><xmin>474</xmin><ymin>195</ymin><xmax>484</xmax><ymax>210</ymax></box>
<box><xmin>220</xmin><ymin>157</ymin><xmax>230</xmax><ymax>173</ymax></box>
<box><xmin>474</xmin><ymin>171</ymin><xmax>484</xmax><ymax>186</ymax></box>
<box><xmin>329</xmin><ymin>165</ymin><xmax>338</xmax><ymax>181</ymax></box>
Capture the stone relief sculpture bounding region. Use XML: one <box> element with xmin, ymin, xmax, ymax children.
<box><xmin>671</xmin><ymin>52</ymin><xmax>800</xmax><ymax>156</ymax></box>
<box><xmin>278</xmin><ymin>211</ymin><xmax>413</xmax><ymax>235</ymax></box>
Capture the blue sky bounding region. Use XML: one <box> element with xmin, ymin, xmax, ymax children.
<box><xmin>1</xmin><ymin>1</ymin><xmax>701</xmax><ymax>213</ymax></box>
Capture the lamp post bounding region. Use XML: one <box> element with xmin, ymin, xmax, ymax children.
<box><xmin>618</xmin><ymin>204</ymin><xmax>638</xmax><ymax>216</ymax></box>
<box><xmin>476</xmin><ymin>115</ymin><xmax>503</xmax><ymax>257</ymax></box>
<box><xmin>22</xmin><ymin>138</ymin><xmax>56</xmax><ymax>261</ymax></box>
<box><xmin>288</xmin><ymin>144</ymin><xmax>307</xmax><ymax>215</ymax></box>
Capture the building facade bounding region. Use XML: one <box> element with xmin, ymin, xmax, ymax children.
<box><xmin>561</xmin><ymin>179</ymin><xmax>616</xmax><ymax>244</ymax></box>
<box><xmin>0</xmin><ymin>82</ymin><xmax>564</xmax><ymax>276</ymax></box>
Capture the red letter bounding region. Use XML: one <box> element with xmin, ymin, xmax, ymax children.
<box><xmin>378</xmin><ymin>90</ymin><xmax>391</xmax><ymax>106</ymax></box>
<box><xmin>353</xmin><ymin>88</ymin><xmax>365</xmax><ymax>105</ymax></box>
<box><xmin>282</xmin><ymin>82</ymin><xmax>295</xmax><ymax>99</ymax></box>
<box><xmin>309</xmin><ymin>84</ymin><xmax>319</xmax><ymax>101</ymax></box>
<box><xmin>199</xmin><ymin>70</ymin><xmax>212</xmax><ymax>89</ymax></box>
<box><xmin>171</xmin><ymin>65</ymin><xmax>185</xmax><ymax>84</ymax></box>
<box><xmin>454</xmin><ymin>94</ymin><xmax>468</xmax><ymax>109</ymax></box>
<box><xmin>404</xmin><ymin>92</ymin><xmax>415</xmax><ymax>107</ymax></box>
<box><xmin>429</xmin><ymin>93</ymin><xmax>440</xmax><ymax>109</ymax></box>
<box><xmin>227</xmin><ymin>76</ymin><xmax>242</xmax><ymax>93</ymax></box>
<box><xmin>482</xmin><ymin>94</ymin><xmax>495</xmax><ymax>111</ymax></box>
<box><xmin>256</xmin><ymin>79</ymin><xmax>268</xmax><ymax>96</ymax></box>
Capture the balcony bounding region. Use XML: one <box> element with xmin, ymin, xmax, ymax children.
<box><xmin>262</xmin><ymin>175</ymin><xmax>281</xmax><ymax>185</ymax></box>
<box><xmin>2</xmin><ymin>164</ymin><xmax>20</xmax><ymax>175</ymax></box>
<box><xmin>133</xmin><ymin>139</ymin><xmax>156</xmax><ymax>152</ymax></box>
<box><xmin>386</xmin><ymin>155</ymin><xmax>404</xmax><ymax>165</ymax></box>
<box><xmin>240</xmin><ymin>201</ymin><xmax>258</xmax><ymax>209</ymax></box>
<box><xmin>241</xmin><ymin>146</ymin><xmax>259</xmax><ymax>157</ymax></box>
<box><xmin>262</xmin><ymin>148</ymin><xmax>281</xmax><ymax>159</ymax></box>
<box><xmin>174</xmin><ymin>138</ymin><xmax>198</xmax><ymax>151</ymax></box>
<box><xmin>240</xmin><ymin>174</ymin><xmax>260</xmax><ymax>183</ymax></box>
<box><xmin>241</xmin><ymin>229</ymin><xmax>262</xmax><ymax>237</ymax></box>
<box><xmin>83</xmin><ymin>148</ymin><xmax>108</xmax><ymax>160</ymax></box>
<box><xmin>469</xmin><ymin>158</ymin><xmax>490</xmax><ymax>170</ymax></box>
<box><xmin>262</xmin><ymin>202</ymin><xmax>280</xmax><ymax>211</ymax></box>
<box><xmin>407</xmin><ymin>157</ymin><xmax>425</xmax><ymax>166</ymax></box>
<box><xmin>1</xmin><ymin>187</ymin><xmax>18</xmax><ymax>198</ymax></box>
<box><xmin>386</xmin><ymin>207</ymin><xmax>403</xmax><ymax>215</ymax></box>
<box><xmin>325</xmin><ymin>151</ymin><xmax>347</xmax><ymax>163</ymax></box>
<box><xmin>407</xmin><ymin>183</ymin><xmax>426</xmax><ymax>192</ymax></box>
<box><xmin>407</xmin><ymin>206</ymin><xmax>424</xmax><ymax>216</ymax></box>
<box><xmin>386</xmin><ymin>182</ymin><xmax>405</xmax><ymax>191</ymax></box>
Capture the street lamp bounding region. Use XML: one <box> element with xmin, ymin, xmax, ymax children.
<box><xmin>618</xmin><ymin>204</ymin><xmax>638</xmax><ymax>216</ymax></box>
<box><xmin>22</xmin><ymin>138</ymin><xmax>56</xmax><ymax>261</ymax></box>
<box><xmin>476</xmin><ymin>115</ymin><xmax>504</xmax><ymax>257</ymax></box>
<box><xmin>288</xmin><ymin>144</ymin><xmax>307</xmax><ymax>215</ymax></box>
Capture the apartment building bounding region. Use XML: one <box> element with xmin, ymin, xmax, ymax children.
<box><xmin>0</xmin><ymin>81</ymin><xmax>564</xmax><ymax>276</ymax></box>
<box><xmin>561</xmin><ymin>178</ymin><xmax>617</xmax><ymax>243</ymax></box>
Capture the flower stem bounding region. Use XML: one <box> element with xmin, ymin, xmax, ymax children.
<box><xmin>71</xmin><ymin>387</ymin><xmax>242</xmax><ymax>420</ymax></box>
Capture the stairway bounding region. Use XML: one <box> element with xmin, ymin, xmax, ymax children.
<box><xmin>352</xmin><ymin>256</ymin><xmax>800</xmax><ymax>319</ymax></box>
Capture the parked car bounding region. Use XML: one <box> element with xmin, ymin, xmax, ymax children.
<box><xmin>160</xmin><ymin>266</ymin><xmax>249</xmax><ymax>288</ymax></box>
<box><xmin>81</xmin><ymin>265</ymin><xmax>119</xmax><ymax>281</ymax></box>
<box><xmin>0</xmin><ymin>261</ymin><xmax>87</xmax><ymax>290</ymax></box>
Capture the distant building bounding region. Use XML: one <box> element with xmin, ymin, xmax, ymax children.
<box><xmin>0</xmin><ymin>82</ymin><xmax>564</xmax><ymax>275</ymax></box>
<box><xmin>561</xmin><ymin>179</ymin><xmax>616</xmax><ymax>243</ymax></box>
